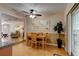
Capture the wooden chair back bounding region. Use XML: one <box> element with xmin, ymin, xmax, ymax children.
<box><xmin>31</xmin><ymin>33</ymin><xmax>37</xmax><ymax>41</ymax></box>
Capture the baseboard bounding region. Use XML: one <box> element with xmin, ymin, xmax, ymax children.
<box><xmin>46</xmin><ymin>43</ymin><xmax>64</xmax><ymax>47</ymax></box>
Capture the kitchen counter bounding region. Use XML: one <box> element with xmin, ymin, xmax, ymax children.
<box><xmin>0</xmin><ymin>37</ymin><xmax>15</xmax><ymax>48</ymax></box>
<box><xmin>0</xmin><ymin>37</ymin><xmax>24</xmax><ymax>49</ymax></box>
<box><xmin>0</xmin><ymin>38</ymin><xmax>24</xmax><ymax>56</ymax></box>
<box><xmin>0</xmin><ymin>42</ymin><xmax>13</xmax><ymax>56</ymax></box>
<box><xmin>0</xmin><ymin>41</ymin><xmax>15</xmax><ymax>49</ymax></box>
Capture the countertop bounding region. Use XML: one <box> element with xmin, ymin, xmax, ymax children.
<box><xmin>0</xmin><ymin>37</ymin><xmax>24</xmax><ymax>49</ymax></box>
<box><xmin>0</xmin><ymin>41</ymin><xmax>15</xmax><ymax>48</ymax></box>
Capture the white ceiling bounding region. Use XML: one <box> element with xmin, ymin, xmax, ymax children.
<box><xmin>0</xmin><ymin>3</ymin><xmax>68</xmax><ymax>18</ymax></box>
<box><xmin>0</xmin><ymin>3</ymin><xmax>68</xmax><ymax>30</ymax></box>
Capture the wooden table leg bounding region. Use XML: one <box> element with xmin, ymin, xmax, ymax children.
<box><xmin>42</xmin><ymin>37</ymin><xmax>45</xmax><ymax>49</ymax></box>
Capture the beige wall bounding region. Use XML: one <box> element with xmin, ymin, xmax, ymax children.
<box><xmin>65</xmin><ymin>3</ymin><xmax>75</xmax><ymax>15</ymax></box>
<box><xmin>47</xmin><ymin>33</ymin><xmax>65</xmax><ymax>45</ymax></box>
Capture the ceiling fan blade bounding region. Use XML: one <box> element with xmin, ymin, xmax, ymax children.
<box><xmin>22</xmin><ymin>11</ymin><xmax>29</xmax><ymax>13</ymax></box>
<box><xmin>21</xmin><ymin>10</ymin><xmax>31</xmax><ymax>16</ymax></box>
<box><xmin>25</xmin><ymin>14</ymin><xmax>30</xmax><ymax>16</ymax></box>
<box><xmin>35</xmin><ymin>14</ymin><xmax>42</xmax><ymax>16</ymax></box>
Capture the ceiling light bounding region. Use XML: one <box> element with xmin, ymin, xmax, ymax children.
<box><xmin>29</xmin><ymin>15</ymin><xmax>35</xmax><ymax>18</ymax></box>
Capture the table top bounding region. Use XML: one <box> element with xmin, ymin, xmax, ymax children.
<box><xmin>37</xmin><ymin>35</ymin><xmax>46</xmax><ymax>38</ymax></box>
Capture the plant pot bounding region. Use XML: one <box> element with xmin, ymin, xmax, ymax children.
<box><xmin>57</xmin><ymin>38</ymin><xmax>62</xmax><ymax>48</ymax></box>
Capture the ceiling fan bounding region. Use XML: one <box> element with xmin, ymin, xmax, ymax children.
<box><xmin>23</xmin><ymin>9</ymin><xmax>42</xmax><ymax>18</ymax></box>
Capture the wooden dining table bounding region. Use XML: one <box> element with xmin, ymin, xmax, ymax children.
<box><xmin>27</xmin><ymin>33</ymin><xmax>47</xmax><ymax>48</ymax></box>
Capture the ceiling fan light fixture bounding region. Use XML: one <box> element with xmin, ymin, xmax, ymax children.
<box><xmin>29</xmin><ymin>15</ymin><xmax>35</xmax><ymax>18</ymax></box>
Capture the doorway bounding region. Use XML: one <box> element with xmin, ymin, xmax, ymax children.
<box><xmin>1</xmin><ymin>14</ymin><xmax>24</xmax><ymax>42</ymax></box>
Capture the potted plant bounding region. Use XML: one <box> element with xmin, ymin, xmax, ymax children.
<box><xmin>54</xmin><ymin>21</ymin><xmax>64</xmax><ymax>48</ymax></box>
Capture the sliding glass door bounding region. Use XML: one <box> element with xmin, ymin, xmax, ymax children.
<box><xmin>71</xmin><ymin>7</ymin><xmax>79</xmax><ymax>56</ymax></box>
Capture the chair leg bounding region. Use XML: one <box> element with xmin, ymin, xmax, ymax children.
<box><xmin>27</xmin><ymin>40</ymin><xmax>31</xmax><ymax>46</ymax></box>
<box><xmin>44</xmin><ymin>43</ymin><xmax>47</xmax><ymax>49</ymax></box>
<box><xmin>39</xmin><ymin>42</ymin><xmax>42</xmax><ymax>49</ymax></box>
<box><xmin>42</xmin><ymin>41</ymin><xmax>44</xmax><ymax>49</ymax></box>
<box><xmin>38</xmin><ymin>42</ymin><xmax>41</xmax><ymax>48</ymax></box>
<box><xmin>26</xmin><ymin>40</ymin><xmax>29</xmax><ymax>46</ymax></box>
<box><xmin>35</xmin><ymin>42</ymin><xmax>37</xmax><ymax>48</ymax></box>
<box><xmin>29</xmin><ymin>40</ymin><xmax>32</xmax><ymax>46</ymax></box>
<box><xmin>31</xmin><ymin>41</ymin><xmax>33</xmax><ymax>47</ymax></box>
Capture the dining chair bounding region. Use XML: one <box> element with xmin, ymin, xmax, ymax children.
<box><xmin>27</xmin><ymin>36</ymin><xmax>32</xmax><ymax>46</ymax></box>
<box><xmin>37</xmin><ymin>37</ymin><xmax>42</xmax><ymax>48</ymax></box>
<box><xmin>27</xmin><ymin>33</ymin><xmax>32</xmax><ymax>46</ymax></box>
<box><xmin>31</xmin><ymin>33</ymin><xmax>37</xmax><ymax>48</ymax></box>
<box><xmin>36</xmin><ymin>33</ymin><xmax>45</xmax><ymax>49</ymax></box>
<box><xmin>42</xmin><ymin>33</ymin><xmax>48</xmax><ymax>48</ymax></box>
